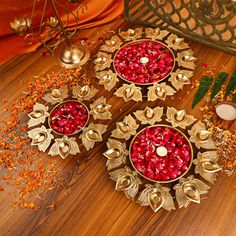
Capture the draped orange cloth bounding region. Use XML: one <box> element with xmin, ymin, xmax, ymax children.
<box><xmin>0</xmin><ymin>0</ymin><xmax>124</xmax><ymax>65</ymax></box>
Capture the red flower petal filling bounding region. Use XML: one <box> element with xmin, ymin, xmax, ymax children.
<box><xmin>130</xmin><ymin>126</ymin><xmax>192</xmax><ymax>182</ymax></box>
<box><xmin>114</xmin><ymin>40</ymin><xmax>174</xmax><ymax>85</ymax></box>
<box><xmin>49</xmin><ymin>101</ymin><xmax>88</xmax><ymax>135</ymax></box>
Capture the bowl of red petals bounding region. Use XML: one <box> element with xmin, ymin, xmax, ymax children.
<box><xmin>114</xmin><ymin>40</ymin><xmax>175</xmax><ymax>85</ymax></box>
<box><xmin>49</xmin><ymin>100</ymin><xmax>89</xmax><ymax>135</ymax></box>
<box><xmin>129</xmin><ymin>125</ymin><xmax>193</xmax><ymax>183</ymax></box>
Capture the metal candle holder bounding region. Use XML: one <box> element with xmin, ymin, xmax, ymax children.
<box><xmin>10</xmin><ymin>0</ymin><xmax>90</xmax><ymax>68</ymax></box>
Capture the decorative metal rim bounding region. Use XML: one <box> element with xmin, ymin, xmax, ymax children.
<box><xmin>48</xmin><ymin>99</ymin><xmax>90</xmax><ymax>136</ymax></box>
<box><xmin>113</xmin><ymin>39</ymin><xmax>176</xmax><ymax>86</ymax></box>
<box><xmin>103</xmin><ymin>106</ymin><xmax>222</xmax><ymax>212</ymax></box>
<box><xmin>128</xmin><ymin>124</ymin><xmax>194</xmax><ymax>184</ymax></box>
<box><xmin>94</xmin><ymin>27</ymin><xmax>197</xmax><ymax>103</ymax></box>
<box><xmin>27</xmin><ymin>85</ymin><xmax>111</xmax><ymax>158</ymax></box>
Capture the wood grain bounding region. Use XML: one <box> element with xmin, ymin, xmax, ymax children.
<box><xmin>0</xmin><ymin>16</ymin><xmax>236</xmax><ymax>236</ymax></box>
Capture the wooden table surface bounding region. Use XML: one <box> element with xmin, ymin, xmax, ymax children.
<box><xmin>0</xmin><ymin>16</ymin><xmax>236</xmax><ymax>236</ymax></box>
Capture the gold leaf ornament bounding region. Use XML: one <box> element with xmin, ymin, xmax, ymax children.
<box><xmin>111</xmin><ymin>115</ymin><xmax>139</xmax><ymax>140</ymax></box>
<box><xmin>119</xmin><ymin>28</ymin><xmax>143</xmax><ymax>41</ymax></box>
<box><xmin>165</xmin><ymin>34</ymin><xmax>189</xmax><ymax>50</ymax></box>
<box><xmin>94</xmin><ymin>52</ymin><xmax>113</xmax><ymax>71</ymax></box>
<box><xmin>193</xmin><ymin>151</ymin><xmax>222</xmax><ymax>183</ymax></box>
<box><xmin>28</xmin><ymin>126</ymin><xmax>54</xmax><ymax>152</ymax></box>
<box><xmin>114</xmin><ymin>83</ymin><xmax>142</xmax><ymax>102</ymax></box>
<box><xmin>166</xmin><ymin>107</ymin><xmax>197</xmax><ymax>129</ymax></box>
<box><xmin>133</xmin><ymin>106</ymin><xmax>163</xmax><ymax>125</ymax></box>
<box><xmin>72</xmin><ymin>85</ymin><xmax>98</xmax><ymax>101</ymax></box>
<box><xmin>48</xmin><ymin>136</ymin><xmax>80</xmax><ymax>159</ymax></box>
<box><xmin>174</xmin><ymin>176</ymin><xmax>210</xmax><ymax>208</ymax></box>
<box><xmin>80</xmin><ymin>123</ymin><xmax>108</xmax><ymax>151</ymax></box>
<box><xmin>28</xmin><ymin>103</ymin><xmax>49</xmax><ymax>127</ymax></box>
<box><xmin>188</xmin><ymin>121</ymin><xmax>216</xmax><ymax>149</ymax></box>
<box><xmin>176</xmin><ymin>50</ymin><xmax>197</xmax><ymax>70</ymax></box>
<box><xmin>169</xmin><ymin>69</ymin><xmax>193</xmax><ymax>90</ymax></box>
<box><xmin>147</xmin><ymin>83</ymin><xmax>176</xmax><ymax>101</ymax></box>
<box><xmin>145</xmin><ymin>28</ymin><xmax>169</xmax><ymax>40</ymax></box>
<box><xmin>95</xmin><ymin>70</ymin><xmax>119</xmax><ymax>91</ymax></box>
<box><xmin>100</xmin><ymin>35</ymin><xmax>122</xmax><ymax>53</ymax></box>
<box><xmin>104</xmin><ymin>138</ymin><xmax>128</xmax><ymax>170</ymax></box>
<box><xmin>109</xmin><ymin>166</ymin><xmax>142</xmax><ymax>200</ymax></box>
<box><xmin>137</xmin><ymin>184</ymin><xmax>175</xmax><ymax>212</ymax></box>
<box><xmin>42</xmin><ymin>86</ymin><xmax>69</xmax><ymax>104</ymax></box>
<box><xmin>90</xmin><ymin>96</ymin><xmax>112</xmax><ymax>120</ymax></box>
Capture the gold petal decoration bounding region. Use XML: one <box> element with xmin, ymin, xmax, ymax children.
<box><xmin>42</xmin><ymin>86</ymin><xmax>68</xmax><ymax>104</ymax></box>
<box><xmin>28</xmin><ymin>103</ymin><xmax>49</xmax><ymax>127</ymax></box>
<box><xmin>145</xmin><ymin>28</ymin><xmax>169</xmax><ymax>40</ymax></box>
<box><xmin>90</xmin><ymin>96</ymin><xmax>112</xmax><ymax>120</ymax></box>
<box><xmin>174</xmin><ymin>175</ymin><xmax>210</xmax><ymax>208</ymax></box>
<box><xmin>147</xmin><ymin>83</ymin><xmax>176</xmax><ymax>101</ymax></box>
<box><xmin>165</xmin><ymin>34</ymin><xmax>189</xmax><ymax>50</ymax></box>
<box><xmin>100</xmin><ymin>35</ymin><xmax>122</xmax><ymax>53</ymax></box>
<box><xmin>114</xmin><ymin>83</ymin><xmax>142</xmax><ymax>102</ymax></box>
<box><xmin>193</xmin><ymin>151</ymin><xmax>222</xmax><ymax>183</ymax></box>
<box><xmin>95</xmin><ymin>70</ymin><xmax>119</xmax><ymax>91</ymax></box>
<box><xmin>133</xmin><ymin>106</ymin><xmax>163</xmax><ymax>125</ymax></box>
<box><xmin>166</xmin><ymin>107</ymin><xmax>197</xmax><ymax>129</ymax></box>
<box><xmin>119</xmin><ymin>28</ymin><xmax>143</xmax><ymax>41</ymax></box>
<box><xmin>48</xmin><ymin>135</ymin><xmax>80</xmax><ymax>159</ymax></box>
<box><xmin>176</xmin><ymin>50</ymin><xmax>197</xmax><ymax>70</ymax></box>
<box><xmin>188</xmin><ymin>121</ymin><xmax>216</xmax><ymax>149</ymax></box>
<box><xmin>109</xmin><ymin>166</ymin><xmax>142</xmax><ymax>200</ymax></box>
<box><xmin>169</xmin><ymin>69</ymin><xmax>194</xmax><ymax>90</ymax></box>
<box><xmin>104</xmin><ymin>138</ymin><xmax>129</xmax><ymax>170</ymax></box>
<box><xmin>137</xmin><ymin>184</ymin><xmax>175</xmax><ymax>212</ymax></box>
<box><xmin>94</xmin><ymin>52</ymin><xmax>113</xmax><ymax>71</ymax></box>
<box><xmin>72</xmin><ymin>85</ymin><xmax>98</xmax><ymax>101</ymax></box>
<box><xmin>111</xmin><ymin>115</ymin><xmax>139</xmax><ymax>140</ymax></box>
<box><xmin>80</xmin><ymin>123</ymin><xmax>108</xmax><ymax>151</ymax></box>
<box><xmin>28</xmin><ymin>126</ymin><xmax>54</xmax><ymax>152</ymax></box>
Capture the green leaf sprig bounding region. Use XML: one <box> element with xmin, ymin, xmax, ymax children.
<box><xmin>192</xmin><ymin>76</ymin><xmax>213</xmax><ymax>108</ymax></box>
<box><xmin>210</xmin><ymin>72</ymin><xmax>228</xmax><ymax>99</ymax></box>
<box><xmin>225</xmin><ymin>69</ymin><xmax>236</xmax><ymax>97</ymax></box>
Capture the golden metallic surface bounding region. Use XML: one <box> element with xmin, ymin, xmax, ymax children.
<box><xmin>104</xmin><ymin>106</ymin><xmax>219</xmax><ymax>212</ymax></box>
<box><xmin>43</xmin><ymin>86</ymin><xmax>69</xmax><ymax>104</ymax></box>
<box><xmin>94</xmin><ymin>27</ymin><xmax>196</xmax><ymax>103</ymax></box>
<box><xmin>28</xmin><ymin>103</ymin><xmax>49</xmax><ymax>127</ymax></box>
<box><xmin>10</xmin><ymin>17</ymin><xmax>32</xmax><ymax>35</ymax></box>
<box><xmin>59</xmin><ymin>44</ymin><xmax>90</xmax><ymax>69</ymax></box>
<box><xmin>166</xmin><ymin>107</ymin><xmax>197</xmax><ymax>129</ymax></box>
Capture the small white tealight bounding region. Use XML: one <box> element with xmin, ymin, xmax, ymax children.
<box><xmin>215</xmin><ymin>102</ymin><xmax>236</xmax><ymax>121</ymax></box>
<box><xmin>140</xmin><ymin>57</ymin><xmax>149</xmax><ymax>64</ymax></box>
<box><xmin>156</xmin><ymin>146</ymin><xmax>168</xmax><ymax>157</ymax></box>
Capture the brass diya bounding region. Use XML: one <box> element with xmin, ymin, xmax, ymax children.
<box><xmin>94</xmin><ymin>27</ymin><xmax>197</xmax><ymax>102</ymax></box>
<box><xmin>103</xmin><ymin>106</ymin><xmax>221</xmax><ymax>212</ymax></box>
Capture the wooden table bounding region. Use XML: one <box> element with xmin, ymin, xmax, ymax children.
<box><xmin>0</xmin><ymin>16</ymin><xmax>236</xmax><ymax>235</ymax></box>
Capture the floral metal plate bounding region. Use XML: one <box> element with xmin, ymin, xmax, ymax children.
<box><xmin>27</xmin><ymin>85</ymin><xmax>112</xmax><ymax>159</ymax></box>
<box><xmin>103</xmin><ymin>106</ymin><xmax>221</xmax><ymax>212</ymax></box>
<box><xmin>94</xmin><ymin>28</ymin><xmax>196</xmax><ymax>102</ymax></box>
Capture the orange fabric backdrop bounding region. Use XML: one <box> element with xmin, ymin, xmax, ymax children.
<box><xmin>0</xmin><ymin>0</ymin><xmax>124</xmax><ymax>65</ymax></box>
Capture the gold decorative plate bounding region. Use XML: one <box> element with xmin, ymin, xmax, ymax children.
<box><xmin>27</xmin><ymin>85</ymin><xmax>112</xmax><ymax>159</ymax></box>
<box><xmin>94</xmin><ymin>28</ymin><xmax>196</xmax><ymax>102</ymax></box>
<box><xmin>103</xmin><ymin>106</ymin><xmax>221</xmax><ymax>212</ymax></box>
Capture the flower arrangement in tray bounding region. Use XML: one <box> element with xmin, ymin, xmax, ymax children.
<box><xmin>94</xmin><ymin>27</ymin><xmax>197</xmax><ymax>102</ymax></box>
<box><xmin>103</xmin><ymin>106</ymin><xmax>221</xmax><ymax>212</ymax></box>
<box><xmin>27</xmin><ymin>84</ymin><xmax>112</xmax><ymax>159</ymax></box>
